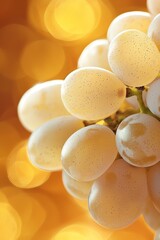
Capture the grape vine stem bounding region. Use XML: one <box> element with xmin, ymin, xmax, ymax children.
<box><xmin>126</xmin><ymin>86</ymin><xmax>160</xmax><ymax>120</ymax></box>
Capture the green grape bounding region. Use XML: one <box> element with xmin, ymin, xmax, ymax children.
<box><xmin>61</xmin><ymin>67</ymin><xmax>126</xmax><ymax>121</ymax></box>
<box><xmin>116</xmin><ymin>113</ymin><xmax>160</xmax><ymax>167</ymax></box>
<box><xmin>146</xmin><ymin>78</ymin><xmax>160</xmax><ymax>118</ymax></box>
<box><xmin>62</xmin><ymin>171</ymin><xmax>93</xmax><ymax>200</ymax></box>
<box><xmin>148</xmin><ymin>14</ymin><xmax>160</xmax><ymax>50</ymax></box>
<box><xmin>108</xmin><ymin>30</ymin><xmax>160</xmax><ymax>87</ymax></box>
<box><xmin>27</xmin><ymin>116</ymin><xmax>84</xmax><ymax>172</ymax></box>
<box><xmin>147</xmin><ymin>162</ymin><xmax>160</xmax><ymax>213</ymax></box>
<box><xmin>18</xmin><ymin>80</ymin><xmax>69</xmax><ymax>132</ymax></box>
<box><xmin>78</xmin><ymin>39</ymin><xmax>111</xmax><ymax>71</ymax></box>
<box><xmin>88</xmin><ymin>159</ymin><xmax>148</xmax><ymax>229</ymax></box>
<box><xmin>62</xmin><ymin>124</ymin><xmax>117</xmax><ymax>182</ymax></box>
<box><xmin>107</xmin><ymin>11</ymin><xmax>151</xmax><ymax>41</ymax></box>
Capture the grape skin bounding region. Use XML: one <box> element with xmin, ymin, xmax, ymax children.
<box><xmin>143</xmin><ymin>197</ymin><xmax>160</xmax><ymax>231</ymax></box>
<box><xmin>116</xmin><ymin>113</ymin><xmax>160</xmax><ymax>167</ymax></box>
<box><xmin>61</xmin><ymin>67</ymin><xmax>126</xmax><ymax>121</ymax></box>
<box><xmin>62</xmin><ymin>124</ymin><xmax>117</xmax><ymax>182</ymax></box>
<box><xmin>147</xmin><ymin>0</ymin><xmax>160</xmax><ymax>16</ymax></box>
<box><xmin>62</xmin><ymin>171</ymin><xmax>93</xmax><ymax>200</ymax></box>
<box><xmin>78</xmin><ymin>39</ymin><xmax>111</xmax><ymax>71</ymax></box>
<box><xmin>88</xmin><ymin>159</ymin><xmax>148</xmax><ymax>229</ymax></box>
<box><xmin>155</xmin><ymin>230</ymin><xmax>160</xmax><ymax>240</ymax></box>
<box><xmin>148</xmin><ymin>14</ymin><xmax>160</xmax><ymax>50</ymax></box>
<box><xmin>108</xmin><ymin>30</ymin><xmax>160</xmax><ymax>87</ymax></box>
<box><xmin>147</xmin><ymin>162</ymin><xmax>160</xmax><ymax>213</ymax></box>
<box><xmin>146</xmin><ymin>78</ymin><xmax>160</xmax><ymax>118</ymax></box>
<box><xmin>27</xmin><ymin>116</ymin><xmax>84</xmax><ymax>172</ymax></box>
<box><xmin>18</xmin><ymin>80</ymin><xmax>69</xmax><ymax>132</ymax></box>
<box><xmin>107</xmin><ymin>11</ymin><xmax>151</xmax><ymax>42</ymax></box>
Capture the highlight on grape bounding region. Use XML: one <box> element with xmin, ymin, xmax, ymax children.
<box><xmin>1</xmin><ymin>0</ymin><xmax>160</xmax><ymax>239</ymax></box>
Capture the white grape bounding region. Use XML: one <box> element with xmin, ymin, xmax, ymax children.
<box><xmin>155</xmin><ymin>230</ymin><xmax>160</xmax><ymax>240</ymax></box>
<box><xmin>147</xmin><ymin>0</ymin><xmax>160</xmax><ymax>16</ymax></box>
<box><xmin>146</xmin><ymin>78</ymin><xmax>160</xmax><ymax>118</ymax></box>
<box><xmin>62</xmin><ymin>124</ymin><xmax>117</xmax><ymax>182</ymax></box>
<box><xmin>78</xmin><ymin>39</ymin><xmax>111</xmax><ymax>71</ymax></box>
<box><xmin>27</xmin><ymin>116</ymin><xmax>84</xmax><ymax>171</ymax></box>
<box><xmin>107</xmin><ymin>11</ymin><xmax>151</xmax><ymax>42</ymax></box>
<box><xmin>148</xmin><ymin>14</ymin><xmax>160</xmax><ymax>50</ymax></box>
<box><xmin>143</xmin><ymin>197</ymin><xmax>160</xmax><ymax>231</ymax></box>
<box><xmin>62</xmin><ymin>171</ymin><xmax>93</xmax><ymax>200</ymax></box>
<box><xmin>147</xmin><ymin>161</ymin><xmax>160</xmax><ymax>213</ymax></box>
<box><xmin>61</xmin><ymin>67</ymin><xmax>126</xmax><ymax>121</ymax></box>
<box><xmin>88</xmin><ymin>159</ymin><xmax>148</xmax><ymax>229</ymax></box>
<box><xmin>116</xmin><ymin>113</ymin><xmax>160</xmax><ymax>167</ymax></box>
<box><xmin>108</xmin><ymin>30</ymin><xmax>160</xmax><ymax>87</ymax></box>
<box><xmin>18</xmin><ymin>80</ymin><xmax>69</xmax><ymax>132</ymax></box>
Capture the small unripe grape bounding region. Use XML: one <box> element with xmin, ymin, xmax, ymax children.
<box><xmin>146</xmin><ymin>78</ymin><xmax>160</xmax><ymax>118</ymax></box>
<box><xmin>116</xmin><ymin>113</ymin><xmax>160</xmax><ymax>167</ymax></box>
<box><xmin>107</xmin><ymin>11</ymin><xmax>151</xmax><ymax>41</ymax></box>
<box><xmin>108</xmin><ymin>30</ymin><xmax>160</xmax><ymax>87</ymax></box>
<box><xmin>89</xmin><ymin>159</ymin><xmax>148</xmax><ymax>229</ymax></box>
<box><xmin>18</xmin><ymin>80</ymin><xmax>69</xmax><ymax>132</ymax></box>
<box><xmin>62</xmin><ymin>124</ymin><xmax>117</xmax><ymax>182</ymax></box>
<box><xmin>61</xmin><ymin>67</ymin><xmax>126</xmax><ymax>121</ymax></box>
<box><xmin>78</xmin><ymin>39</ymin><xmax>111</xmax><ymax>71</ymax></box>
<box><xmin>147</xmin><ymin>162</ymin><xmax>160</xmax><ymax>213</ymax></box>
<box><xmin>28</xmin><ymin>116</ymin><xmax>84</xmax><ymax>172</ymax></box>
<box><xmin>148</xmin><ymin>14</ymin><xmax>160</xmax><ymax>50</ymax></box>
<box><xmin>62</xmin><ymin>171</ymin><xmax>93</xmax><ymax>200</ymax></box>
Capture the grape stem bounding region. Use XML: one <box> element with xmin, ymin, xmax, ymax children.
<box><xmin>126</xmin><ymin>86</ymin><xmax>159</xmax><ymax>120</ymax></box>
<box><xmin>126</xmin><ymin>87</ymin><xmax>148</xmax><ymax>113</ymax></box>
<box><xmin>104</xmin><ymin>109</ymin><xmax>137</xmax><ymax>132</ymax></box>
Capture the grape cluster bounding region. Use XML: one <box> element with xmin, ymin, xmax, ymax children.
<box><xmin>16</xmin><ymin>0</ymin><xmax>160</xmax><ymax>238</ymax></box>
